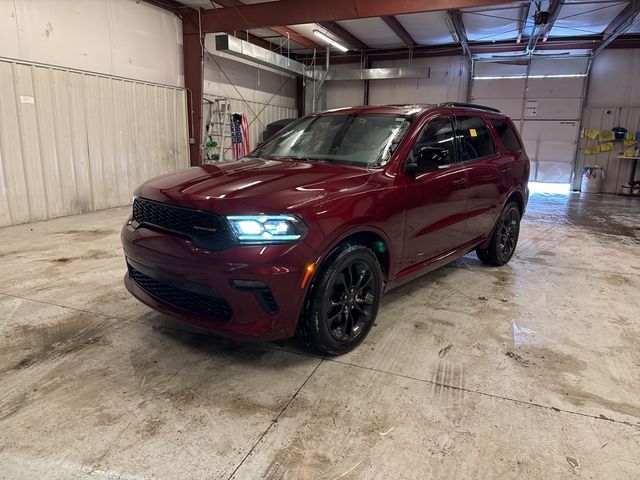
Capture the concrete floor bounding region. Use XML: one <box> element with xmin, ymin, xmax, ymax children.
<box><xmin>0</xmin><ymin>192</ymin><xmax>639</xmax><ymax>480</ymax></box>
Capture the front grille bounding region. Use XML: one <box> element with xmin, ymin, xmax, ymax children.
<box><xmin>132</xmin><ymin>197</ymin><xmax>235</xmax><ymax>250</ymax></box>
<box><xmin>128</xmin><ymin>262</ymin><xmax>232</xmax><ymax>320</ymax></box>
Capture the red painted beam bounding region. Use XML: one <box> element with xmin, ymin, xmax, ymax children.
<box><xmin>297</xmin><ymin>35</ymin><xmax>640</xmax><ymax>65</ymax></box>
<box><xmin>318</xmin><ymin>21</ymin><xmax>369</xmax><ymax>50</ymax></box>
<box><xmin>190</xmin><ymin>0</ymin><xmax>519</xmax><ymax>33</ymax></box>
<box><xmin>381</xmin><ymin>16</ymin><xmax>418</xmax><ymax>48</ymax></box>
<box><xmin>215</xmin><ymin>0</ymin><xmax>322</xmax><ymax>50</ymax></box>
<box><xmin>270</xmin><ymin>26</ymin><xmax>324</xmax><ymax>50</ymax></box>
<box><xmin>183</xmin><ymin>12</ymin><xmax>204</xmax><ymax>167</ymax></box>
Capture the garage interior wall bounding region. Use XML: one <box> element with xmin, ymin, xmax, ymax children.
<box><xmin>204</xmin><ymin>36</ymin><xmax>297</xmax><ymax>151</ymax></box>
<box><xmin>324</xmin><ymin>56</ymin><xmax>470</xmax><ymax>110</ymax></box>
<box><xmin>0</xmin><ymin>0</ymin><xmax>188</xmax><ymax>227</ymax></box>
<box><xmin>574</xmin><ymin>48</ymin><xmax>640</xmax><ymax>193</ymax></box>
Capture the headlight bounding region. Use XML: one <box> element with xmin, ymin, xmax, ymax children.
<box><xmin>226</xmin><ymin>215</ymin><xmax>307</xmax><ymax>243</ymax></box>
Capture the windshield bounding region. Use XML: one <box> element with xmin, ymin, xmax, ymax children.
<box><xmin>251</xmin><ymin>114</ymin><xmax>412</xmax><ymax>167</ymax></box>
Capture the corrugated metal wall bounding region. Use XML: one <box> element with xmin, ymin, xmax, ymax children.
<box><xmin>0</xmin><ymin>58</ymin><xmax>189</xmax><ymax>227</ymax></box>
<box><xmin>228</xmin><ymin>98</ymin><xmax>297</xmax><ymax>149</ymax></box>
<box><xmin>574</xmin><ymin>106</ymin><xmax>640</xmax><ymax>193</ymax></box>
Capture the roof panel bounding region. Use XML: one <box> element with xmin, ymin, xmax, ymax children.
<box><xmin>396</xmin><ymin>11</ymin><xmax>454</xmax><ymax>46</ymax></box>
<box><xmin>549</xmin><ymin>1</ymin><xmax>628</xmax><ymax>37</ymax></box>
<box><xmin>463</xmin><ymin>7</ymin><xmax>522</xmax><ymax>42</ymax></box>
<box><xmin>337</xmin><ymin>18</ymin><xmax>405</xmax><ymax>48</ymax></box>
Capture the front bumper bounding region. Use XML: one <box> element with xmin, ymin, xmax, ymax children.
<box><xmin>121</xmin><ymin>222</ymin><xmax>318</xmax><ymax>341</ymax></box>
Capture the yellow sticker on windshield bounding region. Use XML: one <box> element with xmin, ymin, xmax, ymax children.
<box><xmin>469</xmin><ymin>128</ymin><xmax>478</xmax><ymax>137</ymax></box>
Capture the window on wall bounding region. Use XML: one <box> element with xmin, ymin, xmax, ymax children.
<box><xmin>491</xmin><ymin>119</ymin><xmax>522</xmax><ymax>151</ymax></box>
<box><xmin>454</xmin><ymin>116</ymin><xmax>496</xmax><ymax>161</ymax></box>
<box><xmin>413</xmin><ymin>116</ymin><xmax>456</xmax><ymax>165</ymax></box>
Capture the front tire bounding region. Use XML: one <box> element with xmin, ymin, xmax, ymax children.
<box><xmin>476</xmin><ymin>201</ymin><xmax>521</xmax><ymax>266</ymax></box>
<box><xmin>299</xmin><ymin>244</ymin><xmax>383</xmax><ymax>355</ymax></box>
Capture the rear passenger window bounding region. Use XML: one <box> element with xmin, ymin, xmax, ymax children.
<box><xmin>454</xmin><ymin>116</ymin><xmax>496</xmax><ymax>161</ymax></box>
<box><xmin>491</xmin><ymin>119</ymin><xmax>522</xmax><ymax>151</ymax></box>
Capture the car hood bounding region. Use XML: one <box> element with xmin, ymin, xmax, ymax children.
<box><xmin>136</xmin><ymin>157</ymin><xmax>373</xmax><ymax>215</ymax></box>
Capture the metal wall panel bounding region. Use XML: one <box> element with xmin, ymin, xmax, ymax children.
<box><xmin>229</xmin><ymin>98</ymin><xmax>297</xmax><ymax>149</ymax></box>
<box><xmin>0</xmin><ymin>58</ymin><xmax>188</xmax><ymax>227</ymax></box>
<box><xmin>573</xmin><ymin>106</ymin><xmax>640</xmax><ymax>193</ymax></box>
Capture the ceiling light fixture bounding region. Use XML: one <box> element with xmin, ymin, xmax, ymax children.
<box><xmin>313</xmin><ymin>29</ymin><xmax>349</xmax><ymax>52</ymax></box>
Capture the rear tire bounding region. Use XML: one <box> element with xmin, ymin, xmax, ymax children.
<box><xmin>298</xmin><ymin>244</ymin><xmax>383</xmax><ymax>355</ymax></box>
<box><xmin>476</xmin><ymin>201</ymin><xmax>521</xmax><ymax>266</ymax></box>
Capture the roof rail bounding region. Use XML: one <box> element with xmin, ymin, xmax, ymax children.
<box><xmin>439</xmin><ymin>102</ymin><xmax>501</xmax><ymax>113</ymax></box>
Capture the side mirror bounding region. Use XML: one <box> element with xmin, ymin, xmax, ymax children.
<box><xmin>406</xmin><ymin>146</ymin><xmax>450</xmax><ymax>176</ymax></box>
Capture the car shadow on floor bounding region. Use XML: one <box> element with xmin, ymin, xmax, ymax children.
<box><xmin>138</xmin><ymin>254</ymin><xmax>490</xmax><ymax>359</ymax></box>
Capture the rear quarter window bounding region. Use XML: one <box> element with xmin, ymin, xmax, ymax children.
<box><xmin>491</xmin><ymin>119</ymin><xmax>522</xmax><ymax>151</ymax></box>
<box><xmin>454</xmin><ymin>116</ymin><xmax>496</xmax><ymax>161</ymax></box>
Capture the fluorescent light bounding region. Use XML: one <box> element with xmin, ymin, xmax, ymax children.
<box><xmin>473</xmin><ymin>74</ymin><xmax>587</xmax><ymax>80</ymax></box>
<box><xmin>313</xmin><ymin>29</ymin><xmax>349</xmax><ymax>52</ymax></box>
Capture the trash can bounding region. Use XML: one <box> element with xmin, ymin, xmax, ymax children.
<box><xmin>581</xmin><ymin>166</ymin><xmax>604</xmax><ymax>193</ymax></box>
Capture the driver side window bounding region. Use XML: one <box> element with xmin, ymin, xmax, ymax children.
<box><xmin>412</xmin><ymin>116</ymin><xmax>456</xmax><ymax>165</ymax></box>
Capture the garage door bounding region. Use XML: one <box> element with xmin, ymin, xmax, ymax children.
<box><xmin>471</xmin><ymin>57</ymin><xmax>589</xmax><ymax>183</ymax></box>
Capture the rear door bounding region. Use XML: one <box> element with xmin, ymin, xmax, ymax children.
<box><xmin>453</xmin><ymin>114</ymin><xmax>506</xmax><ymax>244</ymax></box>
<box><xmin>401</xmin><ymin>115</ymin><xmax>468</xmax><ymax>269</ymax></box>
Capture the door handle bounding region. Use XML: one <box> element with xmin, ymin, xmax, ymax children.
<box><xmin>452</xmin><ymin>178</ymin><xmax>467</xmax><ymax>187</ymax></box>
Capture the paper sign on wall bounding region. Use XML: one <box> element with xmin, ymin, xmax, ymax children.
<box><xmin>525</xmin><ymin>100</ymin><xmax>537</xmax><ymax>117</ymax></box>
<box><xmin>20</xmin><ymin>96</ymin><xmax>34</xmax><ymax>104</ymax></box>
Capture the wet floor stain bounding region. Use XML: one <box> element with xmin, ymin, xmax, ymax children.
<box><xmin>1</xmin><ymin>312</ymin><xmax>109</xmax><ymax>372</ymax></box>
<box><xmin>49</xmin><ymin>250</ymin><xmax>118</xmax><ymax>263</ymax></box>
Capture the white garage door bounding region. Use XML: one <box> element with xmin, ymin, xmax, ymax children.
<box><xmin>471</xmin><ymin>57</ymin><xmax>589</xmax><ymax>183</ymax></box>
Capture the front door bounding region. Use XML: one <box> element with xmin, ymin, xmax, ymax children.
<box><xmin>401</xmin><ymin>116</ymin><xmax>468</xmax><ymax>270</ymax></box>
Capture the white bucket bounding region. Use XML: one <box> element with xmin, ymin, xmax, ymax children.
<box><xmin>581</xmin><ymin>166</ymin><xmax>604</xmax><ymax>193</ymax></box>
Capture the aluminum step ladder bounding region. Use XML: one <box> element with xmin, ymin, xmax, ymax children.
<box><xmin>203</xmin><ymin>96</ymin><xmax>233</xmax><ymax>163</ymax></box>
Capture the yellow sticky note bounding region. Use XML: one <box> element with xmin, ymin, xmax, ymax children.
<box><xmin>469</xmin><ymin>128</ymin><xmax>478</xmax><ymax>137</ymax></box>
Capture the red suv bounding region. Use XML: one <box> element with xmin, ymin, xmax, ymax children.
<box><xmin>122</xmin><ymin>103</ymin><xmax>529</xmax><ymax>354</ymax></box>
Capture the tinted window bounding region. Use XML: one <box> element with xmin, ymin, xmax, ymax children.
<box><xmin>454</xmin><ymin>116</ymin><xmax>496</xmax><ymax>161</ymax></box>
<box><xmin>491</xmin><ymin>119</ymin><xmax>522</xmax><ymax>150</ymax></box>
<box><xmin>413</xmin><ymin>116</ymin><xmax>456</xmax><ymax>164</ymax></box>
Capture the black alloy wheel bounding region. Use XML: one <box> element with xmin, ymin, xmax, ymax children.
<box><xmin>476</xmin><ymin>201</ymin><xmax>521</xmax><ymax>266</ymax></box>
<box><xmin>326</xmin><ymin>260</ymin><xmax>376</xmax><ymax>343</ymax></box>
<box><xmin>299</xmin><ymin>244</ymin><xmax>383</xmax><ymax>355</ymax></box>
<box><xmin>497</xmin><ymin>207</ymin><xmax>519</xmax><ymax>259</ymax></box>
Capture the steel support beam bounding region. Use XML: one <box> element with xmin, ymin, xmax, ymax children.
<box><xmin>602</xmin><ymin>0</ymin><xmax>640</xmax><ymax>41</ymax></box>
<box><xmin>183</xmin><ymin>13</ymin><xmax>204</xmax><ymax>167</ymax></box>
<box><xmin>298</xmin><ymin>35</ymin><xmax>640</xmax><ymax>65</ymax></box>
<box><xmin>381</xmin><ymin>16</ymin><xmax>418</xmax><ymax>48</ymax></box>
<box><xmin>595</xmin><ymin>0</ymin><xmax>640</xmax><ymax>56</ymax></box>
<box><xmin>516</xmin><ymin>3</ymin><xmax>530</xmax><ymax>43</ymax></box>
<box><xmin>189</xmin><ymin>0</ymin><xmax>520</xmax><ymax>33</ymax></box>
<box><xmin>215</xmin><ymin>0</ymin><xmax>322</xmax><ymax>50</ymax></box>
<box><xmin>318</xmin><ymin>21</ymin><xmax>369</xmax><ymax>50</ymax></box>
<box><xmin>270</xmin><ymin>26</ymin><xmax>324</xmax><ymax>51</ymax></box>
<box><xmin>447</xmin><ymin>9</ymin><xmax>471</xmax><ymax>59</ymax></box>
